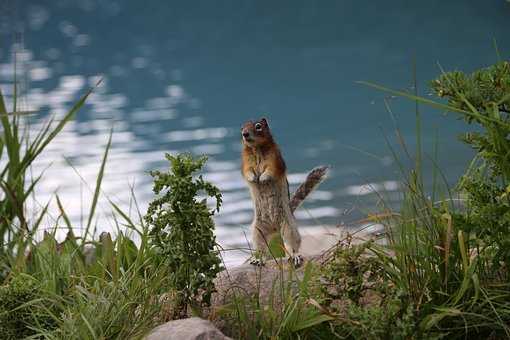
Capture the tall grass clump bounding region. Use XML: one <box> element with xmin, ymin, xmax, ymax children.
<box><xmin>358</xmin><ymin>59</ymin><xmax>510</xmax><ymax>338</ymax></box>
<box><xmin>0</xmin><ymin>78</ymin><xmax>171</xmax><ymax>338</ymax></box>
<box><xmin>31</xmin><ymin>231</ymin><xmax>170</xmax><ymax>339</ymax></box>
<box><xmin>218</xmin><ymin>261</ymin><xmax>334</xmax><ymax>340</ymax></box>
<box><xmin>0</xmin><ymin>273</ymin><xmax>56</xmax><ymax>338</ymax></box>
<box><xmin>0</xmin><ymin>82</ymin><xmax>93</xmax><ymax>279</ymax></box>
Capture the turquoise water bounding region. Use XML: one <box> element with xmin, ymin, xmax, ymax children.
<box><xmin>1</xmin><ymin>1</ymin><xmax>509</xmax><ymax>264</ymax></box>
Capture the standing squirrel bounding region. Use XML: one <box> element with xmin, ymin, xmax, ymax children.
<box><xmin>241</xmin><ymin>117</ymin><xmax>328</xmax><ymax>267</ymax></box>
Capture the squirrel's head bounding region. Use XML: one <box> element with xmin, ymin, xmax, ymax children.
<box><xmin>241</xmin><ymin>118</ymin><xmax>273</xmax><ymax>147</ymax></box>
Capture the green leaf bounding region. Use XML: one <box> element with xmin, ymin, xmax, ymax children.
<box><xmin>290</xmin><ymin>310</ymin><xmax>333</xmax><ymax>332</ymax></box>
<box><xmin>268</xmin><ymin>233</ymin><xmax>286</xmax><ymax>258</ymax></box>
<box><xmin>358</xmin><ymin>80</ymin><xmax>506</xmax><ymax>126</ymax></box>
<box><xmin>85</xmin><ymin>128</ymin><xmax>113</xmax><ymax>234</ymax></box>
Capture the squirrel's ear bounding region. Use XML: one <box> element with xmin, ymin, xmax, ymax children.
<box><xmin>260</xmin><ymin>117</ymin><xmax>269</xmax><ymax>127</ymax></box>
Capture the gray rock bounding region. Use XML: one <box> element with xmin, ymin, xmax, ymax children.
<box><xmin>144</xmin><ymin>317</ymin><xmax>232</xmax><ymax>340</ymax></box>
<box><xmin>212</xmin><ymin>257</ymin><xmax>307</xmax><ymax>308</ymax></box>
<box><xmin>210</xmin><ymin>227</ymin><xmax>378</xmax><ymax>309</ymax></box>
<box><xmin>151</xmin><ymin>229</ymin><xmax>379</xmax><ymax>336</ymax></box>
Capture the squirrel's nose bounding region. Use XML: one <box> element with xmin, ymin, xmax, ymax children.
<box><xmin>242</xmin><ymin>131</ymin><xmax>250</xmax><ymax>138</ymax></box>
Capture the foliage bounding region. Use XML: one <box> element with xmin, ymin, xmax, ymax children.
<box><xmin>0</xmin><ymin>84</ymin><xmax>93</xmax><ymax>280</ymax></box>
<box><xmin>38</xmin><ymin>258</ymin><xmax>167</xmax><ymax>340</ymax></box>
<box><xmin>333</xmin><ymin>300</ymin><xmax>418</xmax><ymax>340</ymax></box>
<box><xmin>318</xmin><ymin>240</ymin><xmax>420</xmax><ymax>339</ymax></box>
<box><xmin>453</xmin><ymin>171</ymin><xmax>510</xmax><ymax>274</ymax></box>
<box><xmin>431</xmin><ymin>61</ymin><xmax>510</xmax><ymax>125</ymax></box>
<box><xmin>320</xmin><ymin>239</ymin><xmax>387</xmax><ymax>304</ymax></box>
<box><xmin>0</xmin><ymin>274</ymin><xmax>56</xmax><ymax>339</ymax></box>
<box><xmin>145</xmin><ymin>153</ymin><xmax>223</xmax><ymax>317</ymax></box>
<box><xmin>375</xmin><ymin>170</ymin><xmax>510</xmax><ymax>338</ymax></box>
<box><xmin>431</xmin><ymin>61</ymin><xmax>510</xmax><ymax>272</ymax></box>
<box><xmin>220</xmin><ymin>262</ymin><xmax>333</xmax><ymax>339</ymax></box>
<box><xmin>361</xmin><ymin>57</ymin><xmax>510</xmax><ymax>338</ymax></box>
<box><xmin>431</xmin><ymin>61</ymin><xmax>510</xmax><ymax>181</ymax></box>
<box><xmin>16</xmin><ymin>219</ymin><xmax>169</xmax><ymax>340</ymax></box>
<box><xmin>0</xmin><ymin>80</ymin><xmax>168</xmax><ymax>338</ymax></box>
<box><xmin>17</xmin><ymin>141</ymin><xmax>167</xmax><ymax>339</ymax></box>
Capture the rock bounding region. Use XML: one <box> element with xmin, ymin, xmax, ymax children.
<box><xmin>207</xmin><ymin>257</ymin><xmax>312</xmax><ymax>336</ymax></box>
<box><xmin>298</xmin><ymin>225</ymin><xmax>384</xmax><ymax>258</ymax></box>
<box><xmin>212</xmin><ymin>257</ymin><xmax>308</xmax><ymax>308</ymax></box>
<box><xmin>144</xmin><ymin>317</ymin><xmax>232</xmax><ymax>340</ymax></box>
<box><xmin>211</xmin><ymin>226</ymin><xmax>379</xmax><ymax>309</ymax></box>
<box><xmin>151</xmin><ymin>229</ymin><xmax>382</xmax><ymax>336</ymax></box>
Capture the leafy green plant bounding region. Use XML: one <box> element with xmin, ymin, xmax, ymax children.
<box><xmin>431</xmin><ymin>61</ymin><xmax>510</xmax><ymax>124</ymax></box>
<box><xmin>320</xmin><ymin>239</ymin><xmax>387</xmax><ymax>305</ymax></box>
<box><xmin>0</xmin><ymin>273</ymin><xmax>56</xmax><ymax>339</ymax></box>
<box><xmin>317</xmin><ymin>238</ymin><xmax>420</xmax><ymax>339</ymax></box>
<box><xmin>361</xmin><ymin>57</ymin><xmax>510</xmax><ymax>338</ymax></box>
<box><xmin>145</xmin><ymin>153</ymin><xmax>223</xmax><ymax>317</ymax></box>
<box><xmin>332</xmin><ymin>299</ymin><xmax>418</xmax><ymax>340</ymax></box>
<box><xmin>431</xmin><ymin>61</ymin><xmax>510</xmax><ymax>272</ymax></box>
<box><xmin>433</xmin><ymin>61</ymin><xmax>510</xmax><ymax>181</ymax></box>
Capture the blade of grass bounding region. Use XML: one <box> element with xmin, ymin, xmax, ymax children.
<box><xmin>56</xmin><ymin>195</ymin><xmax>72</xmax><ymax>230</ymax></box>
<box><xmin>357</xmin><ymin>80</ymin><xmax>506</xmax><ymax>126</ymax></box>
<box><xmin>84</xmin><ymin>128</ymin><xmax>113</xmax><ymax>239</ymax></box>
<box><xmin>20</xmin><ymin>84</ymin><xmax>98</xmax><ymax>172</ymax></box>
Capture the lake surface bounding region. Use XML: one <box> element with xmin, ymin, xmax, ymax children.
<box><xmin>1</xmin><ymin>0</ymin><xmax>509</xmax><ymax>265</ymax></box>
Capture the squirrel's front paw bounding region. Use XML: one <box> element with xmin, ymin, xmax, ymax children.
<box><xmin>249</xmin><ymin>257</ymin><xmax>265</xmax><ymax>266</ymax></box>
<box><xmin>245</xmin><ymin>171</ymin><xmax>257</xmax><ymax>183</ymax></box>
<box><xmin>259</xmin><ymin>172</ymin><xmax>273</xmax><ymax>183</ymax></box>
<box><xmin>288</xmin><ymin>254</ymin><xmax>304</xmax><ymax>268</ymax></box>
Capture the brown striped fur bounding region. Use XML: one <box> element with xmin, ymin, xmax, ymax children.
<box><xmin>241</xmin><ymin>119</ymin><xmax>286</xmax><ymax>182</ymax></box>
<box><xmin>241</xmin><ymin>118</ymin><xmax>329</xmax><ymax>265</ymax></box>
<box><xmin>241</xmin><ymin>118</ymin><xmax>319</xmax><ymax>266</ymax></box>
<box><xmin>289</xmin><ymin>165</ymin><xmax>329</xmax><ymax>212</ymax></box>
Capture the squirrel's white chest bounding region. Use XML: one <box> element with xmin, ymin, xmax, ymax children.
<box><xmin>248</xmin><ymin>179</ymin><xmax>290</xmax><ymax>223</ymax></box>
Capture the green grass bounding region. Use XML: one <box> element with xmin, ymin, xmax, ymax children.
<box><xmin>0</xmin><ymin>82</ymin><xmax>170</xmax><ymax>339</ymax></box>
<box><xmin>217</xmin><ymin>261</ymin><xmax>334</xmax><ymax>339</ymax></box>
<box><xmin>219</xmin><ymin>60</ymin><xmax>510</xmax><ymax>339</ymax></box>
<box><xmin>359</xmin><ymin>60</ymin><xmax>510</xmax><ymax>339</ymax></box>
<box><xmin>0</xmin><ymin>81</ymin><xmax>94</xmax><ymax>276</ymax></box>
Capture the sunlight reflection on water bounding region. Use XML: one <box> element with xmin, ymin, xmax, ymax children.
<box><xmin>0</xmin><ymin>45</ymin><xmax>349</xmax><ymax>266</ymax></box>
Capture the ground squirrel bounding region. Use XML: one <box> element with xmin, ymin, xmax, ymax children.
<box><xmin>241</xmin><ymin>117</ymin><xmax>328</xmax><ymax>267</ymax></box>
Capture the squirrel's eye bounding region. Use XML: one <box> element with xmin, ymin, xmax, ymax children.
<box><xmin>255</xmin><ymin>123</ymin><xmax>262</xmax><ymax>131</ymax></box>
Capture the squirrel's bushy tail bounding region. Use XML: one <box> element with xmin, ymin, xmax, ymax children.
<box><xmin>289</xmin><ymin>165</ymin><xmax>329</xmax><ymax>213</ymax></box>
